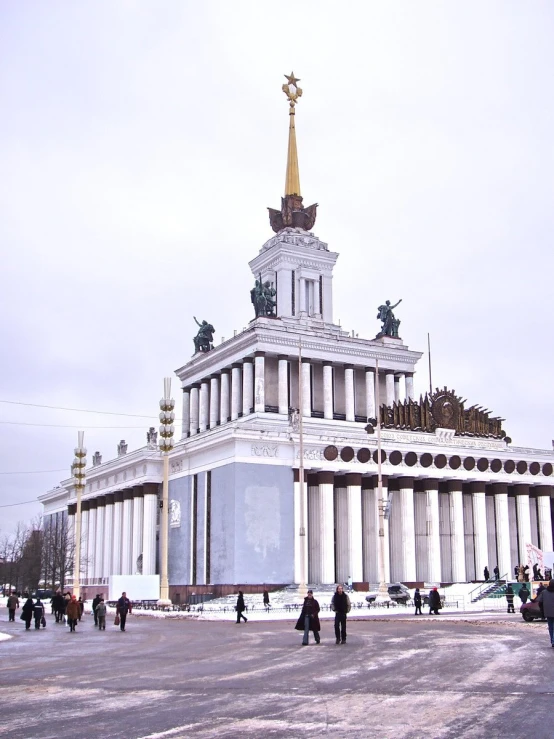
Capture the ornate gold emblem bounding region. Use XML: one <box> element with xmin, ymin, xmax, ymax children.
<box><xmin>282</xmin><ymin>72</ymin><xmax>303</xmax><ymax>107</ymax></box>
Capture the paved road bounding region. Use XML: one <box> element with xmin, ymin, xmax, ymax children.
<box><xmin>1</xmin><ymin>608</ymin><xmax>553</xmax><ymax>739</ymax></box>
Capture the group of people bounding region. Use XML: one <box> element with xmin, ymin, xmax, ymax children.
<box><xmin>413</xmin><ymin>587</ymin><xmax>442</xmax><ymax>615</ymax></box>
<box><xmin>512</xmin><ymin>563</ymin><xmax>551</xmax><ymax>582</ymax></box>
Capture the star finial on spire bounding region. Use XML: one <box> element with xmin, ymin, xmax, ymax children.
<box><xmin>282</xmin><ymin>71</ymin><xmax>303</xmax><ymax>106</ymax></box>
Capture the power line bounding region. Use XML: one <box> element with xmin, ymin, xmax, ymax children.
<box><xmin>0</xmin><ymin>499</ymin><xmax>40</xmax><ymax>508</ymax></box>
<box><xmin>0</xmin><ymin>399</ymin><xmax>157</xmax><ymax>419</ymax></box>
<box><xmin>0</xmin><ymin>422</ymin><xmax>148</xmax><ymax>429</ymax></box>
<box><xmin>0</xmin><ymin>469</ymin><xmax>68</xmax><ymax>476</ymax></box>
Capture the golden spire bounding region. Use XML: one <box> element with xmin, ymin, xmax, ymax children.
<box><xmin>282</xmin><ymin>72</ymin><xmax>302</xmax><ymax>197</ymax></box>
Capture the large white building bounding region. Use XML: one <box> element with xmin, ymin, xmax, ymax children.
<box><xmin>40</xmin><ymin>77</ymin><xmax>553</xmax><ymax>601</ymax></box>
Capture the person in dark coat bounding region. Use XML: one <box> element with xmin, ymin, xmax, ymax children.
<box><xmin>263</xmin><ymin>589</ymin><xmax>270</xmax><ymax>610</ymax></box>
<box><xmin>52</xmin><ymin>592</ymin><xmax>65</xmax><ymax>623</ymax></box>
<box><xmin>505</xmin><ymin>584</ymin><xmax>515</xmax><ymax>613</ymax></box>
<box><xmin>77</xmin><ymin>596</ymin><xmax>84</xmax><ymax>621</ymax></box>
<box><xmin>116</xmin><ymin>592</ymin><xmax>132</xmax><ymax>631</ymax></box>
<box><xmin>66</xmin><ymin>595</ymin><xmax>80</xmax><ymax>632</ymax></box>
<box><xmin>21</xmin><ymin>597</ymin><xmax>34</xmax><ymax>630</ymax></box>
<box><xmin>331</xmin><ymin>584</ymin><xmax>351</xmax><ymax>644</ymax></box>
<box><xmin>518</xmin><ymin>584</ymin><xmax>530</xmax><ymax>604</ymax></box>
<box><xmin>33</xmin><ymin>598</ymin><xmax>45</xmax><ymax>629</ymax></box>
<box><xmin>484</xmin><ymin>566</ymin><xmax>490</xmax><ymax>581</ymax></box>
<box><xmin>428</xmin><ymin>588</ymin><xmax>441</xmax><ymax>615</ymax></box>
<box><xmin>414</xmin><ymin>588</ymin><xmax>423</xmax><ymax>616</ymax></box>
<box><xmin>92</xmin><ymin>594</ymin><xmax>101</xmax><ymax>626</ymax></box>
<box><xmin>493</xmin><ymin>566</ymin><xmax>500</xmax><ymax>581</ymax></box>
<box><xmin>7</xmin><ymin>593</ymin><xmax>19</xmax><ymax>622</ymax></box>
<box><xmin>295</xmin><ymin>590</ymin><xmax>321</xmax><ymax>645</ymax></box>
<box><xmin>537</xmin><ymin>579</ymin><xmax>554</xmax><ymax>647</ymax></box>
<box><xmin>235</xmin><ymin>591</ymin><xmax>247</xmax><ymax>623</ymax></box>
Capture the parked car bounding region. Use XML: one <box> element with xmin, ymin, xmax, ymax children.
<box><xmin>366</xmin><ymin>583</ymin><xmax>411</xmax><ymax>605</ymax></box>
<box><xmin>520</xmin><ymin>599</ymin><xmax>544</xmax><ymax>622</ymax></box>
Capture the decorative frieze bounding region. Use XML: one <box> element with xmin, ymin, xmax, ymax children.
<box><xmin>251</xmin><ymin>443</ymin><xmax>279</xmax><ymax>458</ymax></box>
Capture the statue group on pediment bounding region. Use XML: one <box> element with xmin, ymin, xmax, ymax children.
<box><xmin>193</xmin><ymin>316</ymin><xmax>215</xmax><ymax>353</ymax></box>
<box><xmin>251</xmin><ymin>275</ymin><xmax>277</xmax><ymax>318</ymax></box>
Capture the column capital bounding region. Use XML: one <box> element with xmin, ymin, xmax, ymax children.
<box><xmin>364</xmin><ymin>366</ymin><xmax>375</xmax><ymax>373</ymax></box>
<box><xmin>491</xmin><ymin>482</ymin><xmax>508</xmax><ymax>496</ymax></box>
<box><xmin>96</xmin><ymin>495</ymin><xmax>106</xmax><ymax>508</ymax></box>
<box><xmin>68</xmin><ymin>503</ymin><xmax>77</xmax><ymax>516</ymax></box>
<box><xmin>114</xmin><ymin>491</ymin><xmax>124</xmax><ymax>503</ymax></box>
<box><xmin>323</xmin><ymin>360</ymin><xmax>333</xmax><ymax>367</ymax></box>
<box><xmin>370</xmin><ymin>474</ymin><xmax>388</xmax><ymax>488</ymax></box>
<box><xmin>143</xmin><ymin>482</ymin><xmax>159</xmax><ymax>497</ymax></box>
<box><xmin>293</xmin><ymin>469</ymin><xmax>308</xmax><ymax>483</ymax></box>
<box><xmin>405</xmin><ymin>372</ymin><xmax>414</xmax><ymax>378</ymax></box>
<box><xmin>447</xmin><ymin>480</ymin><xmax>463</xmax><ymax>493</ymax></box>
<box><xmin>278</xmin><ymin>354</ymin><xmax>288</xmax><ymax>361</ymax></box>
<box><xmin>301</xmin><ymin>357</ymin><xmax>311</xmax><ymax>364</ymax></box>
<box><xmin>385</xmin><ymin>370</ymin><xmax>395</xmax><ymax>376</ymax></box>
<box><xmin>191</xmin><ymin>382</ymin><xmax>201</xmax><ymax>390</ymax></box>
<box><xmin>469</xmin><ymin>481</ymin><xmax>486</xmax><ymax>494</ymax></box>
<box><xmin>242</xmin><ymin>357</ymin><xmax>254</xmax><ymax>364</ymax></box>
<box><xmin>254</xmin><ymin>351</ymin><xmax>265</xmax><ymax>358</ymax></box>
<box><xmin>533</xmin><ymin>485</ymin><xmax>553</xmax><ymax>497</ymax></box>
<box><xmin>511</xmin><ymin>484</ymin><xmax>530</xmax><ymax>496</ymax></box>
<box><xmin>415</xmin><ymin>479</ymin><xmax>439</xmax><ymax>492</ymax></box>
<box><xmin>317</xmin><ymin>471</ymin><xmax>334</xmax><ymax>485</ymax></box>
<box><xmin>361</xmin><ymin>477</ymin><xmax>373</xmax><ymax>490</ymax></box>
<box><xmin>307</xmin><ymin>473</ymin><xmax>319</xmax><ymax>487</ymax></box>
<box><xmin>182</xmin><ymin>386</ymin><xmax>190</xmax><ymax>393</ymax></box>
<box><xmin>104</xmin><ymin>493</ymin><xmax>115</xmax><ymax>505</ymax></box>
<box><xmin>397</xmin><ymin>476</ymin><xmax>414</xmax><ymax>489</ymax></box>
<box><xmin>123</xmin><ymin>489</ymin><xmax>134</xmax><ymax>501</ymax></box>
<box><xmin>334</xmin><ymin>475</ymin><xmax>347</xmax><ymax>488</ymax></box>
<box><xmin>88</xmin><ymin>498</ymin><xmax>98</xmax><ymax>509</ymax></box>
<box><xmin>81</xmin><ymin>500</ymin><xmax>90</xmax><ymax>512</ymax></box>
<box><xmin>344</xmin><ymin>364</ymin><xmax>354</xmax><ymax>371</ymax></box>
<box><xmin>220</xmin><ymin>367</ymin><xmax>230</xmax><ymax>375</ymax></box>
<box><xmin>345</xmin><ymin>473</ymin><xmax>362</xmax><ymax>487</ymax></box>
<box><xmin>231</xmin><ymin>363</ymin><xmax>242</xmax><ymax>370</ymax></box>
<box><xmin>132</xmin><ymin>485</ymin><xmax>144</xmax><ymax>498</ymax></box>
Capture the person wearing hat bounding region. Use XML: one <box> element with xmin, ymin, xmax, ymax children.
<box><xmin>538</xmin><ymin>579</ymin><xmax>554</xmax><ymax>647</ymax></box>
<box><xmin>505</xmin><ymin>584</ymin><xmax>515</xmax><ymax>613</ymax></box>
<box><xmin>295</xmin><ymin>590</ymin><xmax>321</xmax><ymax>645</ymax></box>
<box><xmin>7</xmin><ymin>592</ymin><xmax>19</xmax><ymax>622</ymax></box>
<box><xmin>66</xmin><ymin>595</ymin><xmax>80</xmax><ymax>632</ymax></box>
<box><xmin>331</xmin><ymin>584</ymin><xmax>351</xmax><ymax>644</ymax></box>
<box><xmin>518</xmin><ymin>583</ymin><xmax>530</xmax><ymax>604</ymax></box>
<box><xmin>33</xmin><ymin>598</ymin><xmax>45</xmax><ymax>629</ymax></box>
<box><xmin>414</xmin><ymin>588</ymin><xmax>423</xmax><ymax>616</ymax></box>
<box><xmin>428</xmin><ymin>588</ymin><xmax>441</xmax><ymax>615</ymax></box>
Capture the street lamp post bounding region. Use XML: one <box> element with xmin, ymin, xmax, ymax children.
<box><xmin>158</xmin><ymin>377</ymin><xmax>175</xmax><ymax>606</ymax></box>
<box><xmin>71</xmin><ymin>431</ymin><xmax>87</xmax><ymax>599</ymax></box>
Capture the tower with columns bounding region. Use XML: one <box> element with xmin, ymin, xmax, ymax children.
<box><xmin>39</xmin><ymin>74</ymin><xmax>553</xmax><ymax>599</ymax></box>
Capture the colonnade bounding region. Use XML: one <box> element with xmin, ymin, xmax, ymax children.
<box><xmin>68</xmin><ymin>482</ymin><xmax>159</xmax><ymax>585</ymax></box>
<box><xmin>181</xmin><ymin>353</ymin><xmax>415</xmax><ymax>437</ymax></box>
<box><xmin>298</xmin><ymin>474</ymin><xmax>553</xmax><ymax>584</ymax></box>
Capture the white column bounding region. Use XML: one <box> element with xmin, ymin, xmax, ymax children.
<box><xmin>254</xmin><ymin>353</ymin><xmax>265</xmax><ymax>413</ymax></box>
<box><xmin>87</xmin><ymin>503</ymin><xmax>97</xmax><ymax>583</ymax></box>
<box><xmin>142</xmin><ymin>486</ymin><xmax>158</xmax><ymax>576</ymax></box>
<box><xmin>448</xmin><ymin>481</ymin><xmax>466</xmax><ymax>582</ymax></box>
<box><xmin>365</xmin><ymin>367</ymin><xmax>375</xmax><ymax>420</ymax></box>
<box><xmin>361</xmin><ymin>479</ymin><xmax>379</xmax><ymax>583</ymax></box>
<box><xmin>346</xmin><ymin>474</ymin><xmax>363</xmax><ymax>582</ymax></box>
<box><xmin>493</xmin><ymin>484</ymin><xmax>511</xmax><ymax>577</ymax></box>
<box><xmin>515</xmin><ymin>485</ymin><xmax>532</xmax><ymax>565</ymax></box>
<box><xmin>405</xmin><ymin>373</ymin><xmax>415</xmax><ymax>401</ymax></box>
<box><xmin>278</xmin><ymin>356</ymin><xmax>288</xmax><ymax>415</ymax></box>
<box><xmin>231</xmin><ymin>364</ymin><xmax>241</xmax><ymax>420</ymax></box>
<box><xmin>294</xmin><ymin>469</ymin><xmax>308</xmax><ymax>585</ymax></box>
<box><xmin>394</xmin><ymin>376</ymin><xmax>401</xmax><ymax>403</ymax></box>
<box><xmin>220</xmin><ymin>370</ymin><xmax>230</xmax><ymax>424</ymax></box>
<box><xmin>209</xmin><ymin>375</ymin><xmax>219</xmax><ymax>429</ymax></box>
<box><xmin>131</xmin><ymin>490</ymin><xmax>144</xmax><ymax>575</ymax></box>
<box><xmin>382</xmin><ymin>477</ymin><xmax>391</xmax><ymax>584</ymax></box>
<box><xmin>94</xmin><ymin>500</ymin><xmax>105</xmax><ymax>583</ymax></box>
<box><xmin>344</xmin><ymin>365</ymin><xmax>355</xmax><ymax>422</ymax></box>
<box><xmin>319</xmin><ymin>472</ymin><xmax>335</xmax><ymax>584</ymax></box>
<box><xmin>399</xmin><ymin>478</ymin><xmax>416</xmax><ymax>581</ymax></box>
<box><xmin>81</xmin><ymin>505</ymin><xmax>89</xmax><ymax>581</ymax></box>
<box><xmin>323</xmin><ymin>363</ymin><xmax>333</xmax><ymax>420</ymax></box>
<box><xmin>242</xmin><ymin>360</ymin><xmax>254</xmax><ymax>416</ymax></box>
<box><xmin>536</xmin><ymin>487</ymin><xmax>553</xmax><ymax>553</ymax></box>
<box><xmin>112</xmin><ymin>492</ymin><xmax>124</xmax><ymax>576</ymax></box>
<box><xmin>121</xmin><ymin>491</ymin><xmax>134</xmax><ymax>575</ymax></box>
<box><xmin>67</xmin><ymin>507</ymin><xmax>75</xmax><ymax>565</ymax></box>
<box><xmin>301</xmin><ymin>359</ymin><xmax>311</xmax><ymax>417</ymax></box>
<box><xmin>471</xmin><ymin>483</ymin><xmax>488</xmax><ymax>580</ymax></box>
<box><xmin>103</xmin><ymin>495</ymin><xmax>114</xmax><ymax>579</ymax></box>
<box><xmin>189</xmin><ymin>385</ymin><xmax>199</xmax><ymax>436</ymax></box>
<box><xmin>299</xmin><ymin>277</ymin><xmax>306</xmax><ymax>313</ymax></box>
<box><xmin>181</xmin><ymin>389</ymin><xmax>190</xmax><ymax>440</ymax></box>
<box><xmin>334</xmin><ymin>477</ymin><xmax>348</xmax><ymax>583</ymax></box>
<box><xmin>385</xmin><ymin>371</ymin><xmax>395</xmax><ymax>406</ymax></box>
<box><xmin>199</xmin><ymin>380</ymin><xmax>209</xmax><ymax>432</ymax></box>
<box><xmin>426</xmin><ymin>482</ymin><xmax>442</xmax><ymax>583</ymax></box>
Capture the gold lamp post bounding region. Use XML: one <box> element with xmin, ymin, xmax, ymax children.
<box><xmin>158</xmin><ymin>377</ymin><xmax>175</xmax><ymax>606</ymax></box>
<box><xmin>71</xmin><ymin>431</ymin><xmax>87</xmax><ymax>599</ymax></box>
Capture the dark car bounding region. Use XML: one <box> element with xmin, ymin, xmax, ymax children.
<box><xmin>366</xmin><ymin>583</ymin><xmax>411</xmax><ymax>605</ymax></box>
<box><xmin>520</xmin><ymin>599</ymin><xmax>544</xmax><ymax>622</ymax></box>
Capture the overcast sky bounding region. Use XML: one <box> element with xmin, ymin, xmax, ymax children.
<box><xmin>1</xmin><ymin>1</ymin><xmax>553</xmax><ymax>535</ymax></box>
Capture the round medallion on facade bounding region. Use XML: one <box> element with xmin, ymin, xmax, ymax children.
<box><xmin>357</xmin><ymin>448</ymin><xmax>371</xmax><ymax>463</ymax></box>
<box><xmin>529</xmin><ymin>462</ymin><xmax>540</xmax><ymax>475</ymax></box>
<box><xmin>449</xmin><ymin>455</ymin><xmax>461</xmax><ymax>470</ymax></box>
<box><xmin>516</xmin><ymin>460</ymin><xmax>528</xmax><ymax>474</ymax></box>
<box><xmin>434</xmin><ymin>454</ymin><xmax>447</xmax><ymax>469</ymax></box>
<box><xmin>543</xmin><ymin>462</ymin><xmax>553</xmax><ymax>476</ymax></box>
<box><xmin>389</xmin><ymin>450</ymin><xmax>402</xmax><ymax>466</ymax></box>
<box><xmin>463</xmin><ymin>456</ymin><xmax>476</xmax><ymax>471</ymax></box>
<box><xmin>323</xmin><ymin>445</ymin><xmax>338</xmax><ymax>461</ymax></box>
<box><xmin>490</xmin><ymin>459</ymin><xmax>502</xmax><ymax>473</ymax></box>
<box><xmin>477</xmin><ymin>457</ymin><xmax>489</xmax><ymax>472</ymax></box>
<box><xmin>504</xmin><ymin>459</ymin><xmax>515</xmax><ymax>473</ymax></box>
<box><xmin>405</xmin><ymin>451</ymin><xmax>418</xmax><ymax>467</ymax></box>
<box><xmin>420</xmin><ymin>453</ymin><xmax>433</xmax><ymax>468</ymax></box>
<box><xmin>430</xmin><ymin>390</ymin><xmax>460</xmax><ymax>430</ymax></box>
<box><xmin>372</xmin><ymin>449</ymin><xmax>386</xmax><ymax>463</ymax></box>
<box><xmin>340</xmin><ymin>446</ymin><xmax>354</xmax><ymax>462</ymax></box>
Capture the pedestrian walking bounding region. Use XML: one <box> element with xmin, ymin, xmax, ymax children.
<box><xmin>331</xmin><ymin>584</ymin><xmax>351</xmax><ymax>644</ymax></box>
<box><xmin>92</xmin><ymin>594</ymin><xmax>101</xmax><ymax>626</ymax></box>
<box><xmin>21</xmin><ymin>597</ymin><xmax>34</xmax><ymax>630</ymax></box>
<box><xmin>235</xmin><ymin>591</ymin><xmax>248</xmax><ymax>623</ymax></box>
<box><xmin>414</xmin><ymin>588</ymin><xmax>423</xmax><ymax>616</ymax></box>
<box><xmin>505</xmin><ymin>584</ymin><xmax>515</xmax><ymax>613</ymax></box>
<box><xmin>96</xmin><ymin>598</ymin><xmax>107</xmax><ymax>630</ymax></box>
<box><xmin>484</xmin><ymin>566</ymin><xmax>490</xmax><ymax>581</ymax></box>
<box><xmin>78</xmin><ymin>596</ymin><xmax>84</xmax><ymax>621</ymax></box>
<box><xmin>33</xmin><ymin>598</ymin><xmax>46</xmax><ymax>629</ymax></box>
<box><xmin>7</xmin><ymin>593</ymin><xmax>19</xmax><ymax>622</ymax></box>
<box><xmin>428</xmin><ymin>588</ymin><xmax>441</xmax><ymax>615</ymax></box>
<box><xmin>263</xmin><ymin>589</ymin><xmax>270</xmax><ymax>610</ymax></box>
<box><xmin>518</xmin><ymin>584</ymin><xmax>530</xmax><ymax>604</ymax></box>
<box><xmin>493</xmin><ymin>565</ymin><xmax>500</xmax><ymax>581</ymax></box>
<box><xmin>66</xmin><ymin>595</ymin><xmax>80</xmax><ymax>632</ymax></box>
<box><xmin>52</xmin><ymin>591</ymin><xmax>65</xmax><ymax>623</ymax></box>
<box><xmin>537</xmin><ymin>579</ymin><xmax>554</xmax><ymax>648</ymax></box>
<box><xmin>116</xmin><ymin>592</ymin><xmax>132</xmax><ymax>631</ymax></box>
<box><xmin>295</xmin><ymin>590</ymin><xmax>321</xmax><ymax>645</ymax></box>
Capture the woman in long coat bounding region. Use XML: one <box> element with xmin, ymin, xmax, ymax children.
<box><xmin>21</xmin><ymin>597</ymin><xmax>34</xmax><ymax>630</ymax></box>
<box><xmin>295</xmin><ymin>590</ymin><xmax>321</xmax><ymax>645</ymax></box>
<box><xmin>66</xmin><ymin>596</ymin><xmax>81</xmax><ymax>632</ymax></box>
